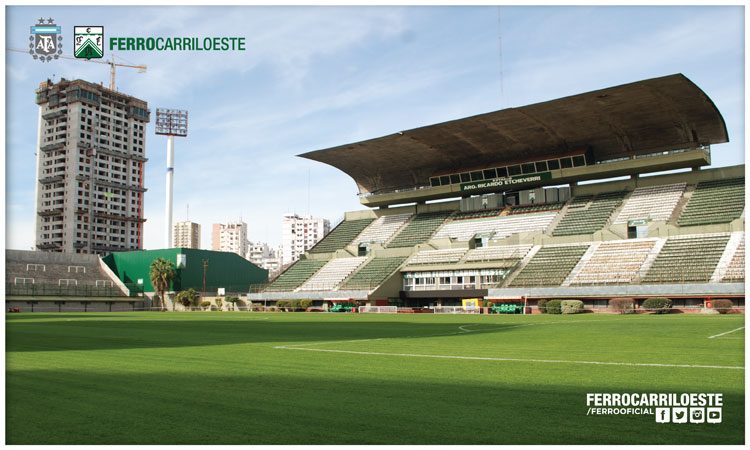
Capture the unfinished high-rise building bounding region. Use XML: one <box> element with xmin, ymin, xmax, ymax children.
<box><xmin>34</xmin><ymin>78</ymin><xmax>150</xmax><ymax>255</ymax></box>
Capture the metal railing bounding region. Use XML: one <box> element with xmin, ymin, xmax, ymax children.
<box><xmin>7</xmin><ymin>283</ymin><xmax>132</xmax><ymax>298</ymax></box>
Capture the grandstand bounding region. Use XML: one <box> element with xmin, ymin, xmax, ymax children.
<box><xmin>6</xmin><ymin>249</ymin><xmax>139</xmax><ymax>312</ymax></box>
<box><xmin>722</xmin><ymin>234</ymin><xmax>745</xmax><ymax>282</ymax></box>
<box><xmin>613</xmin><ymin>183</ymin><xmax>686</xmax><ymax>224</ymax></box>
<box><xmin>340</xmin><ymin>256</ymin><xmax>407</xmax><ymax>290</ymax></box>
<box><xmin>641</xmin><ymin>234</ymin><xmax>730</xmax><ymax>283</ymax></box>
<box><xmin>354</xmin><ymin>213</ymin><xmax>412</xmax><ymax>245</ymax></box>
<box><xmin>245</xmin><ymin>74</ymin><xmax>744</xmax><ymax>311</ymax></box>
<box><xmin>568</xmin><ymin>239</ymin><xmax>656</xmax><ymax>285</ymax></box>
<box><xmin>298</xmin><ymin>257</ymin><xmax>368</xmax><ymax>291</ymax></box>
<box><xmin>309</xmin><ymin>218</ymin><xmax>374</xmax><ymax>253</ymax></box>
<box><xmin>7</xmin><ymin>248</ymin><xmax>268</xmax><ymax>312</ymax></box>
<box><xmin>551</xmin><ymin>191</ymin><xmax>627</xmax><ymax>236</ymax></box>
<box><xmin>265</xmin><ymin>259</ymin><xmax>327</xmax><ymax>291</ymax></box>
<box><xmin>464</xmin><ymin>245</ymin><xmax>533</xmax><ymax>265</ymax></box>
<box><xmin>508</xmin><ymin>245</ymin><xmax>590</xmax><ymax>287</ymax></box>
<box><xmin>677</xmin><ymin>178</ymin><xmax>745</xmax><ymax>226</ymax></box>
<box><xmin>407</xmin><ymin>248</ymin><xmax>468</xmax><ymax>265</ymax></box>
<box><xmin>386</xmin><ymin>211</ymin><xmax>451</xmax><ymax>248</ymax></box>
<box><xmin>434</xmin><ymin>211</ymin><xmax>557</xmax><ymax>241</ymax></box>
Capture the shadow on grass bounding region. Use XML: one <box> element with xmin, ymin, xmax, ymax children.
<box><xmin>6</xmin><ymin>314</ymin><xmax>528</xmax><ymax>352</ymax></box>
<box><xmin>5</xmin><ymin>368</ymin><xmax>744</xmax><ymax>445</ymax></box>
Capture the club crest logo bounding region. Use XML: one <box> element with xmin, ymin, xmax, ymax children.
<box><xmin>74</xmin><ymin>26</ymin><xmax>104</xmax><ymax>59</ymax></box>
<box><xmin>29</xmin><ymin>17</ymin><xmax>63</xmax><ymax>62</ymax></box>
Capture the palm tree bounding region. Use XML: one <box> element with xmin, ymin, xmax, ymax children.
<box><xmin>149</xmin><ymin>258</ymin><xmax>175</xmax><ymax>312</ymax></box>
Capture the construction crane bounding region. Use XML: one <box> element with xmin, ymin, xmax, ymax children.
<box><xmin>7</xmin><ymin>48</ymin><xmax>146</xmax><ymax>90</ymax></box>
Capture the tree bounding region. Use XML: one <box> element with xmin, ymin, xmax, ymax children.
<box><xmin>175</xmin><ymin>288</ymin><xmax>200</xmax><ymax>311</ymax></box>
<box><xmin>149</xmin><ymin>258</ymin><xmax>175</xmax><ymax>312</ymax></box>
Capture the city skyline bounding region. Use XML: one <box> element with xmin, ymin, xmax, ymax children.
<box><xmin>6</xmin><ymin>6</ymin><xmax>744</xmax><ymax>251</ymax></box>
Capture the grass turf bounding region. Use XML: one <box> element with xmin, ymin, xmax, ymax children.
<box><xmin>5</xmin><ymin>312</ymin><xmax>745</xmax><ymax>444</ymax></box>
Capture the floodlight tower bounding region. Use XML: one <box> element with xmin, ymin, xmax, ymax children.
<box><xmin>155</xmin><ymin>108</ymin><xmax>189</xmax><ymax>248</ymax></box>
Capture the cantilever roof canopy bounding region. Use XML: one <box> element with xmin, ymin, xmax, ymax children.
<box><xmin>299</xmin><ymin>74</ymin><xmax>728</xmax><ymax>194</ymax></box>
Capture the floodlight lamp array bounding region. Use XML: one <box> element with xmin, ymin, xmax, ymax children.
<box><xmin>155</xmin><ymin>108</ymin><xmax>189</xmax><ymax>136</ymax></box>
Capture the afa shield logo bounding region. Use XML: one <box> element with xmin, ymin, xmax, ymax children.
<box><xmin>29</xmin><ymin>17</ymin><xmax>63</xmax><ymax>62</ymax></box>
<box><xmin>74</xmin><ymin>26</ymin><xmax>104</xmax><ymax>59</ymax></box>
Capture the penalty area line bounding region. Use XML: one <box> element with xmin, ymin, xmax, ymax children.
<box><xmin>708</xmin><ymin>327</ymin><xmax>744</xmax><ymax>339</ymax></box>
<box><xmin>273</xmin><ymin>346</ymin><xmax>744</xmax><ymax>370</ymax></box>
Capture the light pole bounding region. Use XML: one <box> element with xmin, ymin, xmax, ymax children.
<box><xmin>155</xmin><ymin>108</ymin><xmax>188</xmax><ymax>248</ymax></box>
<box><xmin>202</xmin><ymin>259</ymin><xmax>209</xmax><ymax>300</ymax></box>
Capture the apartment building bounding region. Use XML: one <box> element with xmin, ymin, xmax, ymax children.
<box><xmin>211</xmin><ymin>221</ymin><xmax>248</xmax><ymax>257</ymax></box>
<box><xmin>281</xmin><ymin>214</ymin><xmax>330</xmax><ymax>265</ymax></box>
<box><xmin>173</xmin><ymin>221</ymin><xmax>201</xmax><ymax>248</ymax></box>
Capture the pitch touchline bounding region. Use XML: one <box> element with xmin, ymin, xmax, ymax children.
<box><xmin>708</xmin><ymin>326</ymin><xmax>745</xmax><ymax>339</ymax></box>
<box><xmin>274</xmin><ymin>346</ymin><xmax>744</xmax><ymax>370</ymax></box>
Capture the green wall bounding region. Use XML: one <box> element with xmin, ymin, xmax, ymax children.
<box><xmin>103</xmin><ymin>248</ymin><xmax>268</xmax><ymax>293</ymax></box>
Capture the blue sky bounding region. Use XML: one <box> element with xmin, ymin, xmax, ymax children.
<box><xmin>5</xmin><ymin>6</ymin><xmax>745</xmax><ymax>250</ymax></box>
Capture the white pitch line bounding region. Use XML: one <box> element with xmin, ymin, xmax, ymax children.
<box><xmin>708</xmin><ymin>326</ymin><xmax>745</xmax><ymax>339</ymax></box>
<box><xmin>281</xmin><ymin>337</ymin><xmax>385</xmax><ymax>349</ymax></box>
<box><xmin>274</xmin><ymin>346</ymin><xmax>744</xmax><ymax>370</ymax></box>
<box><xmin>284</xmin><ymin>322</ymin><xmax>543</xmax><ymax>349</ymax></box>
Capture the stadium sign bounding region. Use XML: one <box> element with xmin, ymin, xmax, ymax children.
<box><xmin>628</xmin><ymin>219</ymin><xmax>649</xmax><ymax>226</ymax></box>
<box><xmin>459</xmin><ymin>172</ymin><xmax>552</xmax><ymax>192</ymax></box>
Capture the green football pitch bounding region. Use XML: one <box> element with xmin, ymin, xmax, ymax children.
<box><xmin>5</xmin><ymin>312</ymin><xmax>745</xmax><ymax>444</ymax></box>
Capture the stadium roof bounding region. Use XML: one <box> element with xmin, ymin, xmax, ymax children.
<box><xmin>299</xmin><ymin>73</ymin><xmax>728</xmax><ymax>194</ymax></box>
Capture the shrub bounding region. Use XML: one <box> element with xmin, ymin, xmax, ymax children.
<box><xmin>225</xmin><ymin>296</ymin><xmax>240</xmax><ymax>310</ymax></box>
<box><xmin>200</xmin><ymin>300</ymin><xmax>211</xmax><ymax>310</ymax></box>
<box><xmin>545</xmin><ymin>300</ymin><xmax>562</xmax><ymax>314</ymax></box>
<box><xmin>712</xmin><ymin>299</ymin><xmax>734</xmax><ymax>314</ymax></box>
<box><xmin>561</xmin><ymin>300</ymin><xmax>584</xmax><ymax>314</ymax></box>
<box><xmin>215</xmin><ymin>297</ymin><xmax>224</xmax><ymax>309</ymax></box>
<box><xmin>276</xmin><ymin>300</ymin><xmax>290</xmax><ymax>310</ymax></box>
<box><xmin>537</xmin><ymin>299</ymin><xmax>549</xmax><ymax>314</ymax></box>
<box><xmin>642</xmin><ymin>297</ymin><xmax>672</xmax><ymax>314</ymax></box>
<box><xmin>298</xmin><ymin>299</ymin><xmax>312</xmax><ymax>310</ymax></box>
<box><xmin>609</xmin><ymin>298</ymin><xmax>635</xmax><ymax>314</ymax></box>
<box><xmin>175</xmin><ymin>288</ymin><xmax>200</xmax><ymax>310</ymax></box>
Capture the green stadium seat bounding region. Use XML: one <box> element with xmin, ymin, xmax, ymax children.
<box><xmin>341</xmin><ymin>257</ymin><xmax>407</xmax><ymax>290</ymax></box>
<box><xmin>386</xmin><ymin>212</ymin><xmax>452</xmax><ymax>248</ymax></box>
<box><xmin>509</xmin><ymin>245</ymin><xmax>590</xmax><ymax>287</ymax></box>
<box><xmin>309</xmin><ymin>219</ymin><xmax>375</xmax><ymax>254</ymax></box>
<box><xmin>641</xmin><ymin>234</ymin><xmax>730</xmax><ymax>283</ymax></box>
<box><xmin>552</xmin><ymin>192</ymin><xmax>626</xmax><ymax>237</ymax></box>
<box><xmin>677</xmin><ymin>178</ymin><xmax>745</xmax><ymax>226</ymax></box>
<box><xmin>265</xmin><ymin>259</ymin><xmax>327</xmax><ymax>292</ymax></box>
